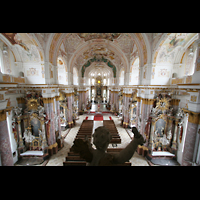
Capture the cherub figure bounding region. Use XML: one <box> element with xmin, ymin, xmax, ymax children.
<box><xmin>71</xmin><ymin>126</ymin><xmax>145</xmax><ymax>166</ymax></box>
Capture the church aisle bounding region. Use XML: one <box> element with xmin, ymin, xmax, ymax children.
<box><xmin>110</xmin><ymin>115</ymin><xmax>149</xmax><ymax>166</ymax></box>
<box><xmin>46</xmin><ymin>114</ymin><xmax>149</xmax><ymax>166</ymax></box>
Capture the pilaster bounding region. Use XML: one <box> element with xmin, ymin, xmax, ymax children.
<box><xmin>44</xmin><ymin>61</ymin><xmax>51</xmax><ymax>84</ymax></box>
<box><xmin>0</xmin><ymin>109</ymin><xmax>14</xmax><ymax>166</ymax></box>
<box><xmin>182</xmin><ymin>108</ymin><xmax>200</xmax><ymax>165</ymax></box>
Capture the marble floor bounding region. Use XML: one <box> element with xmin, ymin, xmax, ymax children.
<box><xmin>46</xmin><ymin>112</ymin><xmax>149</xmax><ymax>166</ymax></box>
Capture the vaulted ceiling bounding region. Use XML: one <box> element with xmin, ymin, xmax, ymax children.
<box><xmin>1</xmin><ymin>33</ymin><xmax>198</xmax><ymax>80</ymax></box>
<box><xmin>47</xmin><ymin>33</ymin><xmax>150</xmax><ymax>77</ymax></box>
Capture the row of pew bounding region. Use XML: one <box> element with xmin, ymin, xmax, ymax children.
<box><xmin>103</xmin><ymin>120</ymin><xmax>121</xmax><ymax>144</ymax></box>
<box><xmin>63</xmin><ymin>120</ymin><xmax>93</xmax><ymax>166</ymax></box>
<box><xmin>63</xmin><ymin>148</ymin><xmax>131</xmax><ymax>166</ymax></box>
<box><xmin>75</xmin><ymin>120</ymin><xmax>93</xmax><ymax>142</ymax></box>
<box><xmin>63</xmin><ymin>119</ymin><xmax>131</xmax><ymax>166</ymax></box>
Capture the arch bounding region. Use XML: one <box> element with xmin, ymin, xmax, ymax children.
<box><xmin>181</xmin><ymin>45</ymin><xmax>197</xmax><ymax>76</ymax></box>
<box><xmin>57</xmin><ymin>56</ymin><xmax>68</xmax><ymax>84</ymax></box>
<box><xmin>128</xmin><ymin>33</ymin><xmax>150</xmax><ymax>67</ymax></box>
<box><xmin>81</xmin><ymin>56</ymin><xmax>117</xmax><ymax>78</ymax></box>
<box><xmin>86</xmin><ymin>62</ymin><xmax>113</xmax><ymax>86</ymax></box>
<box><xmin>0</xmin><ymin>33</ymin><xmax>22</xmax><ymax>63</ymax></box>
<box><xmin>46</xmin><ymin>33</ymin><xmax>129</xmax><ymax>75</ymax></box>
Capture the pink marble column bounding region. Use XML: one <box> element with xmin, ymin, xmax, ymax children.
<box><xmin>114</xmin><ymin>92</ymin><xmax>119</xmax><ymax>112</ymax></box>
<box><xmin>43</xmin><ymin>99</ymin><xmax>56</xmax><ymax>152</ymax></box>
<box><xmin>136</xmin><ymin>97</ymin><xmax>142</xmax><ymax>130</ymax></box>
<box><xmin>182</xmin><ymin>121</ymin><xmax>198</xmax><ymax>166</ymax></box>
<box><xmin>55</xmin><ymin>98</ymin><xmax>61</xmax><ymax>137</ymax></box>
<box><xmin>123</xmin><ymin>95</ymin><xmax>130</xmax><ymax>128</ymax></box>
<box><xmin>140</xmin><ymin>99</ymin><xmax>147</xmax><ymax>136</ymax></box>
<box><xmin>67</xmin><ymin>94</ymin><xmax>74</xmax><ymax>127</ymax></box>
<box><xmin>0</xmin><ymin>120</ymin><xmax>14</xmax><ymax>166</ymax></box>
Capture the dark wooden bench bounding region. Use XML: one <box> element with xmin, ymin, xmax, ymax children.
<box><xmin>63</xmin><ymin>161</ymin><xmax>87</xmax><ymax>166</ymax></box>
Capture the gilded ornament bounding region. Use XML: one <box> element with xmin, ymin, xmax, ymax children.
<box><xmin>156</xmin><ymin>97</ymin><xmax>169</xmax><ymax>112</ymax></box>
<box><xmin>27</xmin><ymin>98</ymin><xmax>40</xmax><ymax>111</ymax></box>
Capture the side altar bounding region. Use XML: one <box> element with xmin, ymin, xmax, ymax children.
<box><xmin>13</xmin><ymin>93</ymin><xmax>49</xmax><ymax>161</ymax></box>
<box><xmin>144</xmin><ymin>93</ymin><xmax>183</xmax><ymax>163</ymax></box>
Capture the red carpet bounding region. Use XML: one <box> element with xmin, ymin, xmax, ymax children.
<box><xmin>94</xmin><ymin>114</ymin><xmax>103</xmax><ymax>121</ymax></box>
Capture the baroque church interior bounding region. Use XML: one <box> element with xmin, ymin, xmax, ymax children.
<box><xmin>0</xmin><ymin>33</ymin><xmax>200</xmax><ymax>166</ymax></box>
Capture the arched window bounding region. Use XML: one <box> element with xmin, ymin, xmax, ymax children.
<box><xmin>73</xmin><ymin>67</ymin><xmax>78</xmax><ymax>85</ymax></box>
<box><xmin>57</xmin><ymin>57</ymin><xmax>67</xmax><ymax>84</ymax></box>
<box><xmin>119</xmin><ymin>68</ymin><xmax>124</xmax><ymax>85</ymax></box>
<box><xmin>180</xmin><ymin>46</ymin><xmax>197</xmax><ymax>77</ymax></box>
<box><xmin>184</xmin><ymin>47</ymin><xmax>197</xmax><ymax>76</ymax></box>
<box><xmin>129</xmin><ymin>57</ymin><xmax>139</xmax><ymax>85</ymax></box>
<box><xmin>0</xmin><ymin>48</ymin><xmax>3</xmax><ymax>73</ymax></box>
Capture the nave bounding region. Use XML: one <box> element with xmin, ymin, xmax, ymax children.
<box><xmin>46</xmin><ymin>111</ymin><xmax>149</xmax><ymax>166</ymax></box>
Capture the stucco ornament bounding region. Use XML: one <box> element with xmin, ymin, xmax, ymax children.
<box><xmin>71</xmin><ymin>126</ymin><xmax>145</xmax><ymax>166</ymax></box>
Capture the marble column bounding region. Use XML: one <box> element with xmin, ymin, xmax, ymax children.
<box><xmin>136</xmin><ymin>97</ymin><xmax>142</xmax><ymax>130</ymax></box>
<box><xmin>110</xmin><ymin>91</ymin><xmax>114</xmax><ymax>111</ymax></box>
<box><xmin>182</xmin><ymin>109</ymin><xmax>199</xmax><ymax>166</ymax></box>
<box><xmin>140</xmin><ymin>98</ymin><xmax>147</xmax><ymax>137</ymax></box>
<box><xmin>0</xmin><ymin>109</ymin><xmax>14</xmax><ymax>166</ymax></box>
<box><xmin>43</xmin><ymin>98</ymin><xmax>57</xmax><ymax>155</ymax></box>
<box><xmin>67</xmin><ymin>93</ymin><xmax>74</xmax><ymax>128</ymax></box>
<box><xmin>122</xmin><ymin>93</ymin><xmax>131</xmax><ymax>128</ymax></box>
<box><xmin>114</xmin><ymin>91</ymin><xmax>119</xmax><ymax>113</ymax></box>
<box><xmin>140</xmin><ymin>98</ymin><xmax>155</xmax><ymax>137</ymax></box>
<box><xmin>55</xmin><ymin>96</ymin><xmax>61</xmax><ymax>138</ymax></box>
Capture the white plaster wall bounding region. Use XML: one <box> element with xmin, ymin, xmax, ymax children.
<box><xmin>129</xmin><ymin>68</ymin><xmax>139</xmax><ymax>85</ymax></box>
<box><xmin>23</xmin><ymin>63</ymin><xmax>45</xmax><ymax>84</ymax></box>
<box><xmin>151</xmin><ymin>63</ymin><xmax>172</xmax><ymax>85</ymax></box>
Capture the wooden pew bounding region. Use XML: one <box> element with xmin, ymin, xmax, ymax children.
<box><xmin>107</xmin><ymin>148</ymin><xmax>124</xmax><ymax>153</ymax></box>
<box><xmin>63</xmin><ymin>161</ymin><xmax>87</xmax><ymax>166</ymax></box>
<box><xmin>63</xmin><ymin>120</ymin><xmax>93</xmax><ymax>166</ymax></box>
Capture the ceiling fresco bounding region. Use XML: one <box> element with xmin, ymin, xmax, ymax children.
<box><xmin>77</xmin><ymin>33</ymin><xmax>121</xmax><ymax>41</ymax></box>
<box><xmin>48</xmin><ymin>33</ymin><xmax>147</xmax><ymax>71</ymax></box>
<box><xmin>155</xmin><ymin>33</ymin><xmax>197</xmax><ymax>64</ymax></box>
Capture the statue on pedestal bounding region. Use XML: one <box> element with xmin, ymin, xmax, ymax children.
<box><xmin>71</xmin><ymin>126</ymin><xmax>145</xmax><ymax>166</ymax></box>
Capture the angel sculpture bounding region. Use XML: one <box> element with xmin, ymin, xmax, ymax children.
<box><xmin>71</xmin><ymin>126</ymin><xmax>145</xmax><ymax>166</ymax></box>
<box><xmin>23</xmin><ymin>129</ymin><xmax>35</xmax><ymax>143</ymax></box>
<box><xmin>38</xmin><ymin>106</ymin><xmax>45</xmax><ymax>117</ymax></box>
<box><xmin>13</xmin><ymin>107</ymin><xmax>22</xmax><ymax>117</ymax></box>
